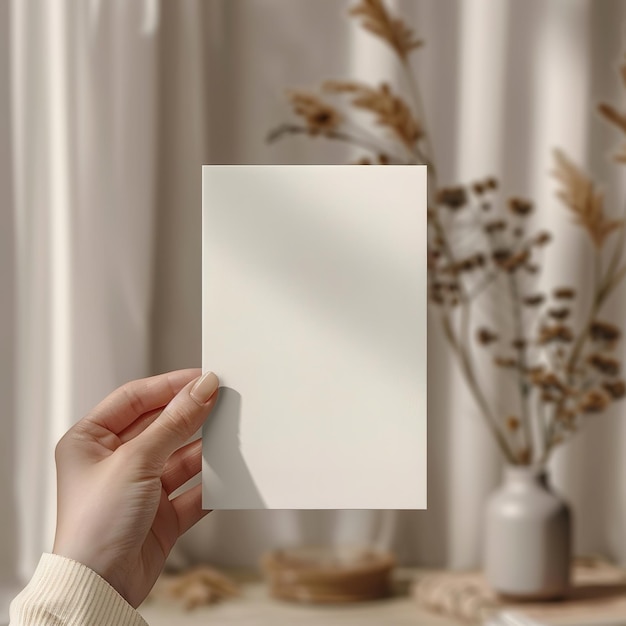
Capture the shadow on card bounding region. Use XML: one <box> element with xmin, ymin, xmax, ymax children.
<box><xmin>202</xmin><ymin>386</ymin><xmax>267</xmax><ymax>509</ymax></box>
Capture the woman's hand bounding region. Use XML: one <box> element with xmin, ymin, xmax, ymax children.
<box><xmin>52</xmin><ymin>368</ymin><xmax>219</xmax><ymax>608</ymax></box>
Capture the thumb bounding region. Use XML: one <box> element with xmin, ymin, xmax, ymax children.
<box><xmin>127</xmin><ymin>371</ymin><xmax>219</xmax><ymax>467</ymax></box>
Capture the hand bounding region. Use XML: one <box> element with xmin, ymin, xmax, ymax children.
<box><xmin>52</xmin><ymin>368</ymin><xmax>219</xmax><ymax>608</ymax></box>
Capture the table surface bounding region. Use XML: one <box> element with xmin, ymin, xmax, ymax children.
<box><xmin>138</xmin><ymin>570</ymin><xmax>458</xmax><ymax>626</ymax></box>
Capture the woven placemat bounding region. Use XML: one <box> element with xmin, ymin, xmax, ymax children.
<box><xmin>412</xmin><ymin>557</ymin><xmax>626</xmax><ymax>624</ymax></box>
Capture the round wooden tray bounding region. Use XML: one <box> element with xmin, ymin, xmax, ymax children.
<box><xmin>261</xmin><ymin>545</ymin><xmax>395</xmax><ymax>604</ymax></box>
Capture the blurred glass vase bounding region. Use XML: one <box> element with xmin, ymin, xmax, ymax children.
<box><xmin>484</xmin><ymin>465</ymin><xmax>571</xmax><ymax>600</ymax></box>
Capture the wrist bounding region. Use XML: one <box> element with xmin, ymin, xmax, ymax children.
<box><xmin>52</xmin><ymin>539</ymin><xmax>128</xmax><ymax>604</ymax></box>
<box><xmin>11</xmin><ymin>553</ymin><xmax>147</xmax><ymax>625</ymax></box>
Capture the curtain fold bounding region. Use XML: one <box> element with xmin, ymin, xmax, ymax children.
<box><xmin>6</xmin><ymin>0</ymin><xmax>626</xmax><ymax>583</ymax></box>
<box><xmin>0</xmin><ymin>0</ymin><xmax>17</xmax><ymax>587</ymax></box>
<box><xmin>10</xmin><ymin>0</ymin><xmax>159</xmax><ymax>580</ymax></box>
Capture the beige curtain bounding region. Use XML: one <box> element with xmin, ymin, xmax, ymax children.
<box><xmin>0</xmin><ymin>0</ymin><xmax>17</xmax><ymax>594</ymax></box>
<box><xmin>3</xmin><ymin>1</ymin><xmax>626</xmax><ymax>600</ymax></box>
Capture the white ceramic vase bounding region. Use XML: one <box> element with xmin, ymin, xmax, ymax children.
<box><xmin>484</xmin><ymin>465</ymin><xmax>571</xmax><ymax>599</ymax></box>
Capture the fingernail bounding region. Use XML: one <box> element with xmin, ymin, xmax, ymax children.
<box><xmin>190</xmin><ymin>371</ymin><xmax>219</xmax><ymax>404</ymax></box>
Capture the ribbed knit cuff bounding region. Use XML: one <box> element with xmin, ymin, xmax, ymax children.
<box><xmin>9</xmin><ymin>553</ymin><xmax>148</xmax><ymax>626</ymax></box>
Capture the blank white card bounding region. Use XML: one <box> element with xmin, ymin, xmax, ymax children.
<box><xmin>202</xmin><ymin>165</ymin><xmax>426</xmax><ymax>509</ymax></box>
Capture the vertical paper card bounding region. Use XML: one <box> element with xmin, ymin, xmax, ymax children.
<box><xmin>202</xmin><ymin>165</ymin><xmax>426</xmax><ymax>509</ymax></box>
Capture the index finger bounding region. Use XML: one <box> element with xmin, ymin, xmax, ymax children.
<box><xmin>85</xmin><ymin>369</ymin><xmax>202</xmax><ymax>434</ymax></box>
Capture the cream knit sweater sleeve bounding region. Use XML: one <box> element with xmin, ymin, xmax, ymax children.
<box><xmin>9</xmin><ymin>553</ymin><xmax>148</xmax><ymax>626</ymax></box>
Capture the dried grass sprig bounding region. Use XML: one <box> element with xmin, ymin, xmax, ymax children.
<box><xmin>552</xmin><ymin>149</ymin><xmax>623</xmax><ymax>247</ymax></box>
<box><xmin>349</xmin><ymin>0</ymin><xmax>422</xmax><ymax>60</ymax></box>
<box><xmin>323</xmin><ymin>81</ymin><xmax>422</xmax><ymax>153</ymax></box>
<box><xmin>598</xmin><ymin>102</ymin><xmax>626</xmax><ymax>135</ymax></box>
<box><xmin>598</xmin><ymin>55</ymin><xmax>626</xmax><ymax>162</ymax></box>
<box><xmin>286</xmin><ymin>91</ymin><xmax>342</xmax><ymax>136</ymax></box>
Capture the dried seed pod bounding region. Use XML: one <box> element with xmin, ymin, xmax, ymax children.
<box><xmin>523</xmin><ymin>294</ymin><xmax>545</xmax><ymax>307</ymax></box>
<box><xmin>477</xmin><ymin>327</ymin><xmax>498</xmax><ymax>345</ymax></box>
<box><xmin>548</xmin><ymin>308</ymin><xmax>570</xmax><ymax>321</ymax></box>
<box><xmin>453</xmin><ymin>255</ymin><xmax>483</xmax><ymax>273</ymax></box>
<box><xmin>429</xmin><ymin>281</ymin><xmax>447</xmax><ymax>304</ymax></box>
<box><xmin>603</xmin><ymin>379</ymin><xmax>626</xmax><ymax>399</ymax></box>
<box><xmin>484</xmin><ymin>220</ymin><xmax>507</xmax><ymax>234</ymax></box>
<box><xmin>492</xmin><ymin>248</ymin><xmax>512</xmax><ymax>267</ymax></box>
<box><xmin>472</xmin><ymin>181</ymin><xmax>486</xmax><ymax>195</ymax></box>
<box><xmin>508</xmin><ymin>197</ymin><xmax>533</xmax><ymax>217</ymax></box>
<box><xmin>578</xmin><ymin>388</ymin><xmax>612</xmax><ymax>413</ymax></box>
<box><xmin>534</xmin><ymin>231</ymin><xmax>552</xmax><ymax>247</ymax></box>
<box><xmin>587</xmin><ymin>353</ymin><xmax>621</xmax><ymax>377</ymax></box>
<box><xmin>531</xmin><ymin>371</ymin><xmax>567</xmax><ymax>393</ymax></box>
<box><xmin>494</xmin><ymin>356</ymin><xmax>517</xmax><ymax>368</ymax></box>
<box><xmin>538</xmin><ymin>324</ymin><xmax>574</xmax><ymax>344</ymax></box>
<box><xmin>506</xmin><ymin>416</ymin><xmax>520</xmax><ymax>431</ymax></box>
<box><xmin>589</xmin><ymin>320</ymin><xmax>621</xmax><ymax>342</ymax></box>
<box><xmin>553</xmin><ymin>287</ymin><xmax>576</xmax><ymax>300</ymax></box>
<box><xmin>429</xmin><ymin>292</ymin><xmax>445</xmax><ymax>305</ymax></box>
<box><xmin>436</xmin><ymin>186</ymin><xmax>468</xmax><ymax>210</ymax></box>
<box><xmin>541</xmin><ymin>391</ymin><xmax>559</xmax><ymax>403</ymax></box>
<box><xmin>485</xmin><ymin>177</ymin><xmax>499</xmax><ymax>190</ymax></box>
<box><xmin>440</xmin><ymin>263</ymin><xmax>458</xmax><ymax>276</ymax></box>
<box><xmin>501</xmin><ymin>249</ymin><xmax>530</xmax><ymax>272</ymax></box>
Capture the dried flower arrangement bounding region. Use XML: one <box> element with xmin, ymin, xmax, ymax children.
<box><xmin>268</xmin><ymin>0</ymin><xmax>626</xmax><ymax>465</ymax></box>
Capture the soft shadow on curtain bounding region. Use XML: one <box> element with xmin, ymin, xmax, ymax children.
<box><xmin>4</xmin><ymin>0</ymin><xmax>626</xmax><ymax>590</ymax></box>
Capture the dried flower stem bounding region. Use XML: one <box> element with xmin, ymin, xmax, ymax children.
<box><xmin>602</xmin><ymin>208</ymin><xmax>626</xmax><ymax>293</ymax></box>
<box><xmin>429</xmin><ymin>215</ymin><xmax>517</xmax><ymax>462</ymax></box>
<box><xmin>476</xmin><ymin>222</ymin><xmax>531</xmax><ymax>461</ymax></box>
<box><xmin>542</xmin><ymin>209</ymin><xmax>626</xmax><ymax>461</ymax></box>
<box><xmin>594</xmin><ymin>247</ymin><xmax>602</xmax><ymax>292</ymax></box>
<box><xmin>507</xmin><ymin>271</ymin><xmax>533</xmax><ymax>459</ymax></box>
<box><xmin>401</xmin><ymin>58</ymin><xmax>437</xmax><ymax>183</ymax></box>
<box><xmin>427</xmin><ymin>203</ymin><xmax>515</xmax><ymax>460</ymax></box>
<box><xmin>423</xmin><ymin>167</ymin><xmax>517</xmax><ymax>459</ymax></box>
<box><xmin>536</xmin><ymin>387</ymin><xmax>549</xmax><ymax>454</ymax></box>
<box><xmin>467</xmin><ymin>270</ymin><xmax>499</xmax><ymax>301</ymax></box>
<box><xmin>605</xmin><ymin>202</ymin><xmax>626</xmax><ymax>277</ymax></box>
<box><xmin>439</xmin><ymin>307</ymin><xmax>517</xmax><ymax>462</ymax></box>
